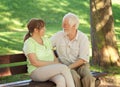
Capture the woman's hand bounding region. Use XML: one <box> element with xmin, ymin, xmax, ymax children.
<box><xmin>28</xmin><ymin>53</ymin><xmax>60</xmax><ymax>67</ymax></box>
<box><xmin>54</xmin><ymin>58</ymin><xmax>60</xmax><ymax>63</ymax></box>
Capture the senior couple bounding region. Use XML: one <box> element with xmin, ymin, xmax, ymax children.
<box><xmin>23</xmin><ymin>12</ymin><xmax>96</xmax><ymax>87</ymax></box>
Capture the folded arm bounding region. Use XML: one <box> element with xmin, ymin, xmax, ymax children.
<box><xmin>27</xmin><ymin>53</ymin><xmax>58</xmax><ymax>67</ymax></box>
<box><xmin>68</xmin><ymin>58</ymin><xmax>86</xmax><ymax>69</ymax></box>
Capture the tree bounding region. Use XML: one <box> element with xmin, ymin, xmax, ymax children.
<box><xmin>90</xmin><ymin>0</ymin><xmax>120</xmax><ymax>67</ymax></box>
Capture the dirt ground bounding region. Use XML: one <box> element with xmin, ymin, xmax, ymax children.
<box><xmin>99</xmin><ymin>76</ymin><xmax>120</xmax><ymax>87</ymax></box>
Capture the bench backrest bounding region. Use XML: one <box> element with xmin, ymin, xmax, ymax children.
<box><xmin>0</xmin><ymin>53</ymin><xmax>27</xmax><ymax>77</ymax></box>
<box><xmin>0</xmin><ymin>51</ymin><xmax>57</xmax><ymax>77</ymax></box>
<box><xmin>0</xmin><ymin>52</ymin><xmax>107</xmax><ymax>78</ymax></box>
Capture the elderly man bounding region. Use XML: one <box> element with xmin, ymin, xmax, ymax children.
<box><xmin>51</xmin><ymin>13</ymin><xmax>95</xmax><ymax>87</ymax></box>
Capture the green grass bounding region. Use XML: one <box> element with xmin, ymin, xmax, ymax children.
<box><xmin>0</xmin><ymin>74</ymin><xmax>30</xmax><ymax>84</ymax></box>
<box><xmin>91</xmin><ymin>65</ymin><xmax>120</xmax><ymax>74</ymax></box>
<box><xmin>0</xmin><ymin>0</ymin><xmax>119</xmax><ymax>55</ymax></box>
<box><xmin>0</xmin><ymin>0</ymin><xmax>120</xmax><ymax>84</ymax></box>
<box><xmin>0</xmin><ymin>0</ymin><xmax>91</xmax><ymax>55</ymax></box>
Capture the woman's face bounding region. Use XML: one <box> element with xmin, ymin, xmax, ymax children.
<box><xmin>39</xmin><ymin>27</ymin><xmax>46</xmax><ymax>36</ymax></box>
<box><xmin>34</xmin><ymin>26</ymin><xmax>45</xmax><ymax>37</ymax></box>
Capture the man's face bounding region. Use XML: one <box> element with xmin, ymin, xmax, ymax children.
<box><xmin>62</xmin><ymin>18</ymin><xmax>73</xmax><ymax>35</ymax></box>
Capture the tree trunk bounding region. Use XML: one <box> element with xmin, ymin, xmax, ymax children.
<box><xmin>90</xmin><ymin>0</ymin><xmax>120</xmax><ymax>67</ymax></box>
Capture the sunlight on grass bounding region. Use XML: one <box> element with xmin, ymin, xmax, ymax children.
<box><xmin>60</xmin><ymin>1</ymin><xmax>69</xmax><ymax>6</ymax></box>
<box><xmin>4</xmin><ymin>49</ymin><xmax>22</xmax><ymax>54</ymax></box>
<box><xmin>91</xmin><ymin>65</ymin><xmax>120</xmax><ymax>75</ymax></box>
<box><xmin>11</xmin><ymin>19</ymin><xmax>22</xmax><ymax>26</ymax></box>
<box><xmin>2</xmin><ymin>16</ymin><xmax>11</xmax><ymax>22</ymax></box>
<box><xmin>83</xmin><ymin>1</ymin><xmax>90</xmax><ymax>7</ymax></box>
<box><xmin>0</xmin><ymin>47</ymin><xmax>22</xmax><ymax>55</ymax></box>
<box><xmin>80</xmin><ymin>19</ymin><xmax>89</xmax><ymax>24</ymax></box>
<box><xmin>0</xmin><ymin>0</ymin><xmax>119</xmax><ymax>55</ymax></box>
<box><xmin>90</xmin><ymin>65</ymin><xmax>103</xmax><ymax>72</ymax></box>
<box><xmin>112</xmin><ymin>0</ymin><xmax>120</xmax><ymax>4</ymax></box>
<box><xmin>115</xmin><ymin>19</ymin><xmax>120</xmax><ymax>22</ymax></box>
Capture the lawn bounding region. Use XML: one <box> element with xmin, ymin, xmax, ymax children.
<box><xmin>0</xmin><ymin>0</ymin><xmax>120</xmax><ymax>84</ymax></box>
<box><xmin>0</xmin><ymin>0</ymin><xmax>90</xmax><ymax>54</ymax></box>
<box><xmin>0</xmin><ymin>0</ymin><xmax>119</xmax><ymax>55</ymax></box>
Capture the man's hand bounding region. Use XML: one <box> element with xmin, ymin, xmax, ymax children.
<box><xmin>68</xmin><ymin>59</ymin><xmax>86</xmax><ymax>69</ymax></box>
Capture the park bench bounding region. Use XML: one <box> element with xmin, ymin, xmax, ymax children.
<box><xmin>0</xmin><ymin>53</ymin><xmax>107</xmax><ymax>87</ymax></box>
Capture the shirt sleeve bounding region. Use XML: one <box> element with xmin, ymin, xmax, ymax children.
<box><xmin>23</xmin><ymin>40</ymin><xmax>35</xmax><ymax>55</ymax></box>
<box><xmin>79</xmin><ymin>35</ymin><xmax>90</xmax><ymax>62</ymax></box>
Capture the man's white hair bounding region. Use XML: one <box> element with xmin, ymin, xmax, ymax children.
<box><xmin>63</xmin><ymin>12</ymin><xmax>80</xmax><ymax>29</ymax></box>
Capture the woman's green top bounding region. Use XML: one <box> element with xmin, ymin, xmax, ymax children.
<box><xmin>23</xmin><ymin>37</ymin><xmax>54</xmax><ymax>74</ymax></box>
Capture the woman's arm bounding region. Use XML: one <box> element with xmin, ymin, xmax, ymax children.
<box><xmin>27</xmin><ymin>53</ymin><xmax>58</xmax><ymax>67</ymax></box>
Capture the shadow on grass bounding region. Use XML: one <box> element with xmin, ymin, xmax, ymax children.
<box><xmin>0</xmin><ymin>0</ymin><xmax>91</xmax><ymax>54</ymax></box>
<box><xmin>112</xmin><ymin>4</ymin><xmax>120</xmax><ymax>27</ymax></box>
<box><xmin>0</xmin><ymin>0</ymin><xmax>90</xmax><ymax>32</ymax></box>
<box><xmin>0</xmin><ymin>0</ymin><xmax>119</xmax><ymax>54</ymax></box>
<box><xmin>0</xmin><ymin>31</ymin><xmax>26</xmax><ymax>55</ymax></box>
<box><xmin>112</xmin><ymin>4</ymin><xmax>120</xmax><ymax>41</ymax></box>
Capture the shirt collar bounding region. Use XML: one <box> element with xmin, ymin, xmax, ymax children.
<box><xmin>63</xmin><ymin>30</ymin><xmax>79</xmax><ymax>41</ymax></box>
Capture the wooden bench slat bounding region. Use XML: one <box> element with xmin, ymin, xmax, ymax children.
<box><xmin>0</xmin><ymin>65</ymin><xmax>27</xmax><ymax>77</ymax></box>
<box><xmin>0</xmin><ymin>54</ymin><xmax>26</xmax><ymax>64</ymax></box>
<box><xmin>28</xmin><ymin>81</ymin><xmax>55</xmax><ymax>87</ymax></box>
<box><xmin>11</xmin><ymin>65</ymin><xmax>27</xmax><ymax>74</ymax></box>
<box><xmin>0</xmin><ymin>54</ymin><xmax>27</xmax><ymax>77</ymax></box>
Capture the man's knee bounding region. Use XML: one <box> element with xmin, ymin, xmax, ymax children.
<box><xmin>82</xmin><ymin>75</ymin><xmax>96</xmax><ymax>87</ymax></box>
<box><xmin>83</xmin><ymin>75</ymin><xmax>95</xmax><ymax>81</ymax></box>
<box><xmin>77</xmin><ymin>64</ymin><xmax>91</xmax><ymax>77</ymax></box>
<box><xmin>71</xmin><ymin>69</ymin><xmax>82</xmax><ymax>87</ymax></box>
<box><xmin>71</xmin><ymin>69</ymin><xmax>80</xmax><ymax>79</ymax></box>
